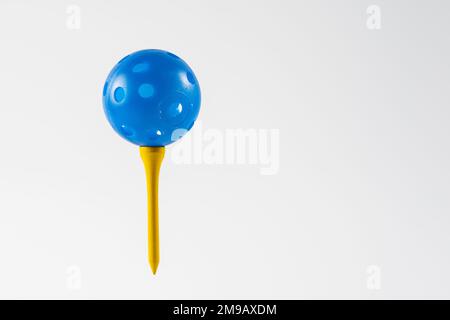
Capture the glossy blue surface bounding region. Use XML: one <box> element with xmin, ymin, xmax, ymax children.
<box><xmin>103</xmin><ymin>49</ymin><xmax>201</xmax><ymax>146</ymax></box>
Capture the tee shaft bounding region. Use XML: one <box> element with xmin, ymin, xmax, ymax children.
<box><xmin>140</xmin><ymin>146</ymin><xmax>165</xmax><ymax>275</ymax></box>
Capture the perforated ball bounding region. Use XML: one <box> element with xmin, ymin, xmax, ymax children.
<box><xmin>102</xmin><ymin>49</ymin><xmax>201</xmax><ymax>146</ymax></box>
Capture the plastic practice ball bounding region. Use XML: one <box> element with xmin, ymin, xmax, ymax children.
<box><xmin>102</xmin><ymin>49</ymin><xmax>201</xmax><ymax>146</ymax></box>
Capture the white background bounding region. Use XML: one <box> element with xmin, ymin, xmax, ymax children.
<box><xmin>0</xmin><ymin>0</ymin><xmax>449</xmax><ymax>299</ymax></box>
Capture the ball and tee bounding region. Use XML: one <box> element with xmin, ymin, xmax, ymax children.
<box><xmin>103</xmin><ymin>49</ymin><xmax>201</xmax><ymax>147</ymax></box>
<box><xmin>102</xmin><ymin>49</ymin><xmax>201</xmax><ymax>274</ymax></box>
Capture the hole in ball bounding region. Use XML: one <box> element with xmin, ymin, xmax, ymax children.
<box><xmin>162</xmin><ymin>102</ymin><xmax>184</xmax><ymax>120</ymax></box>
<box><xmin>132</xmin><ymin>63</ymin><xmax>149</xmax><ymax>73</ymax></box>
<box><xmin>159</xmin><ymin>94</ymin><xmax>191</xmax><ymax>125</ymax></box>
<box><xmin>113</xmin><ymin>87</ymin><xmax>125</xmax><ymax>103</ymax></box>
<box><xmin>186</xmin><ymin>72</ymin><xmax>196</xmax><ymax>85</ymax></box>
<box><xmin>138</xmin><ymin>83</ymin><xmax>155</xmax><ymax>98</ymax></box>
<box><xmin>171</xmin><ymin>128</ymin><xmax>188</xmax><ymax>142</ymax></box>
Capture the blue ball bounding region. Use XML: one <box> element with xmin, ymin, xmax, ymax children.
<box><xmin>102</xmin><ymin>49</ymin><xmax>201</xmax><ymax>147</ymax></box>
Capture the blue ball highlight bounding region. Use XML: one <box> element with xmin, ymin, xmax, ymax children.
<box><xmin>103</xmin><ymin>49</ymin><xmax>201</xmax><ymax>147</ymax></box>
